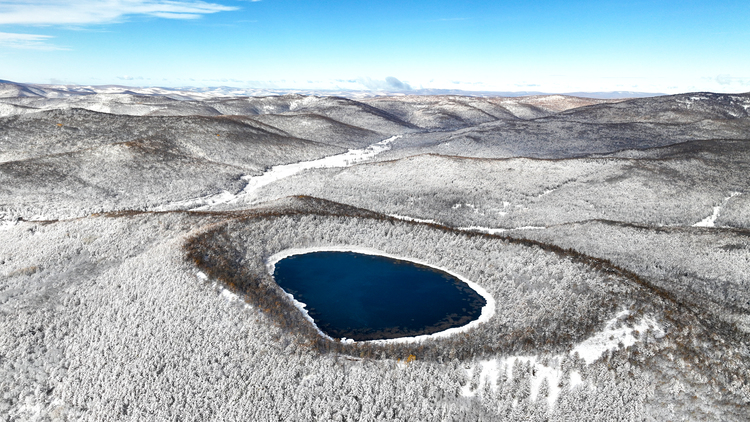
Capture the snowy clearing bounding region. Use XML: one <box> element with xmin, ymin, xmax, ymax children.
<box><xmin>570</xmin><ymin>310</ymin><xmax>664</xmax><ymax>364</ymax></box>
<box><xmin>462</xmin><ymin>310</ymin><xmax>664</xmax><ymax>408</ymax></box>
<box><xmin>461</xmin><ymin>355</ymin><xmax>568</xmax><ymax>408</ymax></box>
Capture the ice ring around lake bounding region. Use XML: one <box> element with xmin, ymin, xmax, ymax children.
<box><xmin>267</xmin><ymin>247</ymin><xmax>495</xmax><ymax>342</ymax></box>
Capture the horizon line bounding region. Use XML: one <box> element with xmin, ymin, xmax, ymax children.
<box><xmin>6</xmin><ymin>78</ymin><xmax>750</xmax><ymax>99</ymax></box>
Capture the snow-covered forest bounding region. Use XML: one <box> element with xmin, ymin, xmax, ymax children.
<box><xmin>1</xmin><ymin>80</ymin><xmax>749</xmax><ymax>420</ymax></box>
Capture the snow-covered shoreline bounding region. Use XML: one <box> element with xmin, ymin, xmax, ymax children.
<box><xmin>266</xmin><ymin>245</ymin><xmax>496</xmax><ymax>344</ymax></box>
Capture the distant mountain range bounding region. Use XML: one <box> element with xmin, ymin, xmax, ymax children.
<box><xmin>0</xmin><ymin>79</ymin><xmax>666</xmax><ymax>100</ymax></box>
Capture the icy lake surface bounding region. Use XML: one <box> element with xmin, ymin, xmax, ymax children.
<box><xmin>272</xmin><ymin>251</ymin><xmax>487</xmax><ymax>341</ymax></box>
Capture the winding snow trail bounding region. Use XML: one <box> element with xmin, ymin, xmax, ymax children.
<box><xmin>151</xmin><ymin>135</ymin><xmax>400</xmax><ymax>212</ymax></box>
<box><xmin>457</xmin><ymin>225</ymin><xmax>546</xmax><ymax>235</ymax></box>
<box><xmin>228</xmin><ymin>135</ymin><xmax>400</xmax><ymax>207</ymax></box>
<box><xmin>384</xmin><ymin>217</ymin><xmax>548</xmax><ymax>235</ymax></box>
<box><xmin>386</xmin><ymin>214</ymin><xmax>441</xmax><ymax>225</ymax></box>
<box><xmin>693</xmin><ymin>192</ymin><xmax>741</xmax><ymax>227</ymax></box>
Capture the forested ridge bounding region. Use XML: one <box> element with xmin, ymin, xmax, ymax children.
<box><xmin>2</xmin><ymin>83</ymin><xmax>749</xmax><ymax>420</ymax></box>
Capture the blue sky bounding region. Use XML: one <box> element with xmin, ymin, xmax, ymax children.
<box><xmin>0</xmin><ymin>0</ymin><xmax>748</xmax><ymax>94</ymax></box>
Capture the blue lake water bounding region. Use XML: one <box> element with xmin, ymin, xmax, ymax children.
<box><xmin>272</xmin><ymin>251</ymin><xmax>486</xmax><ymax>341</ymax></box>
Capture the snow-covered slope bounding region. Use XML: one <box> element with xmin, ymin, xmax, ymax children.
<box><xmin>1</xmin><ymin>81</ymin><xmax>749</xmax><ymax>421</ymax></box>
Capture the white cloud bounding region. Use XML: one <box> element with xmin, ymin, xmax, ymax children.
<box><xmin>357</xmin><ymin>76</ymin><xmax>412</xmax><ymax>91</ymax></box>
<box><xmin>0</xmin><ymin>1</ymin><xmax>237</xmax><ymax>25</ymax></box>
<box><xmin>0</xmin><ymin>31</ymin><xmax>65</xmax><ymax>49</ymax></box>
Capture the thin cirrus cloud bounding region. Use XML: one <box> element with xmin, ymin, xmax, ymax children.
<box><xmin>0</xmin><ymin>0</ymin><xmax>238</xmax><ymax>25</ymax></box>
<box><xmin>0</xmin><ymin>31</ymin><xmax>66</xmax><ymax>50</ymax></box>
<box><xmin>715</xmin><ymin>75</ymin><xmax>750</xmax><ymax>87</ymax></box>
